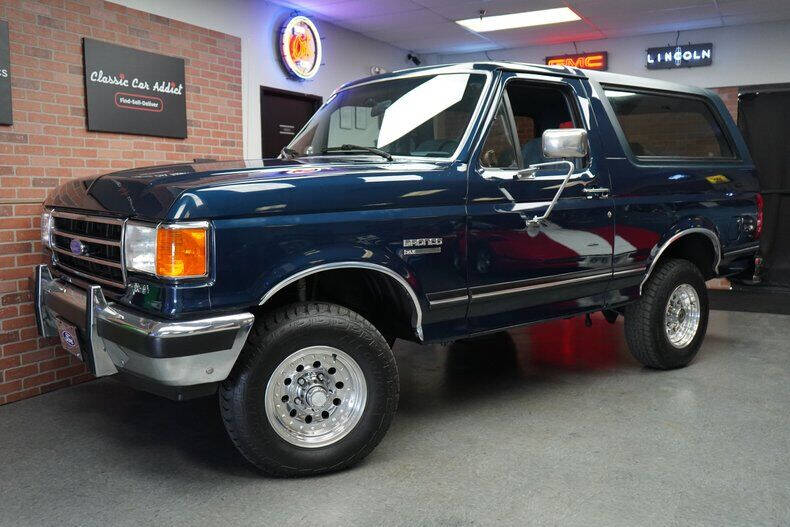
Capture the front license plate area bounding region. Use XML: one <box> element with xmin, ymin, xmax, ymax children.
<box><xmin>56</xmin><ymin>318</ymin><xmax>83</xmax><ymax>361</ymax></box>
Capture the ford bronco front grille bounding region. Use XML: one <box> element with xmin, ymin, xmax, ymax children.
<box><xmin>51</xmin><ymin>211</ymin><xmax>125</xmax><ymax>290</ymax></box>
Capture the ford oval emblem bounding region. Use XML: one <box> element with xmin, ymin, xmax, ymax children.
<box><xmin>69</xmin><ymin>238</ymin><xmax>86</xmax><ymax>255</ymax></box>
<box><xmin>61</xmin><ymin>330</ymin><xmax>76</xmax><ymax>348</ymax></box>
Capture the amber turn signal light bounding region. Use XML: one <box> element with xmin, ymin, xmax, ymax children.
<box><xmin>156</xmin><ymin>227</ymin><xmax>207</xmax><ymax>278</ymax></box>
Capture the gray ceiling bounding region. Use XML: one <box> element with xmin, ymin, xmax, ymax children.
<box><xmin>269</xmin><ymin>0</ymin><xmax>790</xmax><ymax>54</ymax></box>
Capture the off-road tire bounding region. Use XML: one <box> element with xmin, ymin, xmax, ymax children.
<box><xmin>219</xmin><ymin>302</ymin><xmax>399</xmax><ymax>477</ymax></box>
<box><xmin>625</xmin><ymin>259</ymin><xmax>709</xmax><ymax>369</ymax></box>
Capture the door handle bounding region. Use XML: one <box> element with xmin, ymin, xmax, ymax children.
<box><xmin>582</xmin><ymin>187</ymin><xmax>610</xmax><ymax>197</ymax></box>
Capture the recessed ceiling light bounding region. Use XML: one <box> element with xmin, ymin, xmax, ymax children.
<box><xmin>455</xmin><ymin>7</ymin><xmax>580</xmax><ymax>33</ymax></box>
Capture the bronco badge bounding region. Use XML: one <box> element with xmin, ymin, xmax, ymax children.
<box><xmin>403</xmin><ymin>237</ymin><xmax>443</xmax><ymax>255</ymax></box>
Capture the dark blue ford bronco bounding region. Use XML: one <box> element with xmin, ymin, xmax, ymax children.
<box><xmin>35</xmin><ymin>62</ymin><xmax>762</xmax><ymax>476</ymax></box>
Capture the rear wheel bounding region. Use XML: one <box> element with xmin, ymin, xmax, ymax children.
<box><xmin>219</xmin><ymin>302</ymin><xmax>399</xmax><ymax>476</ymax></box>
<box><xmin>625</xmin><ymin>259</ymin><xmax>709</xmax><ymax>369</ymax></box>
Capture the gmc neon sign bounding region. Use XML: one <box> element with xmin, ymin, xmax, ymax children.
<box><xmin>546</xmin><ymin>52</ymin><xmax>608</xmax><ymax>71</ymax></box>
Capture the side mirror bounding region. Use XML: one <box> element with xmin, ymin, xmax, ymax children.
<box><xmin>542</xmin><ymin>128</ymin><xmax>588</xmax><ymax>159</ymax></box>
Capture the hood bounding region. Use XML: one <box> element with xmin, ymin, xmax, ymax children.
<box><xmin>45</xmin><ymin>158</ymin><xmax>456</xmax><ymax>220</ymax></box>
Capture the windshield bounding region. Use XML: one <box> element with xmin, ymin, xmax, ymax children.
<box><xmin>287</xmin><ymin>73</ymin><xmax>487</xmax><ymax>159</ymax></box>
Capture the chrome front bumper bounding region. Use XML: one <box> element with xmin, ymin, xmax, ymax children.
<box><xmin>34</xmin><ymin>265</ymin><xmax>254</xmax><ymax>387</ymax></box>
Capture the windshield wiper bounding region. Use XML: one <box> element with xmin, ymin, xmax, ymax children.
<box><xmin>322</xmin><ymin>144</ymin><xmax>393</xmax><ymax>161</ymax></box>
<box><xmin>280</xmin><ymin>147</ymin><xmax>301</xmax><ymax>159</ymax></box>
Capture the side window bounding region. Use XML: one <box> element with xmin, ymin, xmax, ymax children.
<box><xmin>505</xmin><ymin>82</ymin><xmax>577</xmax><ymax>168</ymax></box>
<box><xmin>604</xmin><ymin>89</ymin><xmax>734</xmax><ymax>159</ymax></box>
<box><xmin>480</xmin><ymin>99</ymin><xmax>518</xmax><ymax>169</ymax></box>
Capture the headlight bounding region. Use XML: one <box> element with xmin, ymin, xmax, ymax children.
<box><xmin>124</xmin><ymin>223</ymin><xmax>158</xmax><ymax>275</ymax></box>
<box><xmin>41</xmin><ymin>209</ymin><xmax>53</xmax><ymax>249</ymax></box>
<box><xmin>124</xmin><ymin>222</ymin><xmax>209</xmax><ymax>279</ymax></box>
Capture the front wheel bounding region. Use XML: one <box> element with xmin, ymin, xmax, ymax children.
<box><xmin>219</xmin><ymin>302</ymin><xmax>399</xmax><ymax>477</ymax></box>
<box><xmin>625</xmin><ymin>259</ymin><xmax>709</xmax><ymax>369</ymax></box>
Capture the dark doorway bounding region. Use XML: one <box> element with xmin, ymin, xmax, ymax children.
<box><xmin>738</xmin><ymin>89</ymin><xmax>790</xmax><ymax>288</ymax></box>
<box><xmin>260</xmin><ymin>87</ymin><xmax>322</xmax><ymax>158</ymax></box>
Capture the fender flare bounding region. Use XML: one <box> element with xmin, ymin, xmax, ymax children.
<box><xmin>258</xmin><ymin>261</ymin><xmax>424</xmax><ymax>341</ymax></box>
<box><xmin>639</xmin><ymin>227</ymin><xmax>721</xmax><ymax>294</ymax></box>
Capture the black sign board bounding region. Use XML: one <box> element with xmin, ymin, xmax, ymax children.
<box><xmin>83</xmin><ymin>38</ymin><xmax>186</xmax><ymax>138</ymax></box>
<box><xmin>0</xmin><ymin>20</ymin><xmax>11</xmax><ymax>125</ymax></box>
<box><xmin>646</xmin><ymin>43</ymin><xmax>713</xmax><ymax>70</ymax></box>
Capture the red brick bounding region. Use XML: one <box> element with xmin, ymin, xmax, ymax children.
<box><xmin>0</xmin><ymin>306</ymin><xmax>18</xmax><ymax>319</ymax></box>
<box><xmin>20</xmin><ymin>348</ymin><xmax>55</xmax><ymax>365</ymax></box>
<box><xmin>0</xmin><ymin>356</ymin><xmax>21</xmax><ymax>372</ymax></box>
<box><xmin>39</xmin><ymin>356</ymin><xmax>69</xmax><ymax>372</ymax></box>
<box><xmin>0</xmin><ymin>331</ymin><xmax>20</xmax><ymax>345</ymax></box>
<box><xmin>2</xmin><ymin>338</ymin><xmax>39</xmax><ymax>355</ymax></box>
<box><xmin>23</xmin><ymin>371</ymin><xmax>56</xmax><ymax>388</ymax></box>
<box><xmin>5</xmin><ymin>387</ymin><xmax>41</xmax><ymax>403</ymax></box>
<box><xmin>55</xmin><ymin>364</ymin><xmax>86</xmax><ymax>380</ymax></box>
<box><xmin>5</xmin><ymin>364</ymin><xmax>38</xmax><ymax>381</ymax></box>
<box><xmin>2</xmin><ymin>315</ymin><xmax>36</xmax><ymax>331</ymax></box>
<box><xmin>70</xmin><ymin>371</ymin><xmax>93</xmax><ymax>385</ymax></box>
<box><xmin>0</xmin><ymin>0</ymin><xmax>241</xmax><ymax>405</ymax></box>
<box><xmin>2</xmin><ymin>292</ymin><xmax>32</xmax><ymax>306</ymax></box>
<box><xmin>0</xmin><ymin>380</ymin><xmax>22</xmax><ymax>396</ymax></box>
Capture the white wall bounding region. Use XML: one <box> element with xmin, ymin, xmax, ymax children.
<box><xmin>111</xmin><ymin>0</ymin><xmax>410</xmax><ymax>158</ymax></box>
<box><xmin>430</xmin><ymin>20</ymin><xmax>790</xmax><ymax>89</ymax></box>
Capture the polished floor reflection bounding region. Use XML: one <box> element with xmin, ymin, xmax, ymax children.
<box><xmin>0</xmin><ymin>310</ymin><xmax>788</xmax><ymax>526</ymax></box>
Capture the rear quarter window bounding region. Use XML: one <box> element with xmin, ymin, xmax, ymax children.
<box><xmin>604</xmin><ymin>88</ymin><xmax>734</xmax><ymax>159</ymax></box>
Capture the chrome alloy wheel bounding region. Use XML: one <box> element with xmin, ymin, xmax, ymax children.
<box><xmin>664</xmin><ymin>283</ymin><xmax>701</xmax><ymax>348</ymax></box>
<box><xmin>264</xmin><ymin>346</ymin><xmax>367</xmax><ymax>448</ymax></box>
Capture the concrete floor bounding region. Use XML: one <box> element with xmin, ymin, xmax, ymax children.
<box><xmin>1</xmin><ymin>309</ymin><xmax>788</xmax><ymax>527</ymax></box>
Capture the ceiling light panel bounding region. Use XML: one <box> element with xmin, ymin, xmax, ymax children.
<box><xmin>455</xmin><ymin>7</ymin><xmax>580</xmax><ymax>33</ymax></box>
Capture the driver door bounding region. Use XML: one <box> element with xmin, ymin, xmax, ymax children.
<box><xmin>466</xmin><ymin>74</ymin><xmax>616</xmax><ymax>332</ymax></box>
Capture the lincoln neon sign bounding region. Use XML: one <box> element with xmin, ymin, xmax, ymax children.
<box><xmin>546</xmin><ymin>52</ymin><xmax>608</xmax><ymax>71</ymax></box>
<box><xmin>646</xmin><ymin>43</ymin><xmax>713</xmax><ymax>70</ymax></box>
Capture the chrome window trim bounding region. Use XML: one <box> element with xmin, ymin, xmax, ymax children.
<box><xmin>640</xmin><ymin>228</ymin><xmax>721</xmax><ymax>294</ymax></box>
<box><xmin>289</xmin><ymin>69</ymin><xmax>494</xmax><ymax>165</ymax></box>
<box><xmin>259</xmin><ymin>262</ymin><xmax>424</xmax><ymax>341</ymax></box>
<box><xmin>470</xmin><ymin>71</ymin><xmax>591</xmax><ymax>174</ymax></box>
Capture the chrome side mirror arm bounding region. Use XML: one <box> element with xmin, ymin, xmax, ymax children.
<box><xmin>513</xmin><ymin>160</ymin><xmax>575</xmax><ymax>235</ymax></box>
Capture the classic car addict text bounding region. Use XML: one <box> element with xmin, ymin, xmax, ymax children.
<box><xmin>89</xmin><ymin>70</ymin><xmax>184</xmax><ymax>95</ymax></box>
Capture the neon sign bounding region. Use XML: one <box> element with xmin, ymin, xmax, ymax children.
<box><xmin>280</xmin><ymin>16</ymin><xmax>321</xmax><ymax>80</ymax></box>
<box><xmin>646</xmin><ymin>43</ymin><xmax>712</xmax><ymax>70</ymax></box>
<box><xmin>546</xmin><ymin>52</ymin><xmax>608</xmax><ymax>71</ymax></box>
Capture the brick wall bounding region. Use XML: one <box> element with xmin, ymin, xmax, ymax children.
<box><xmin>0</xmin><ymin>0</ymin><xmax>242</xmax><ymax>405</ymax></box>
<box><xmin>711</xmin><ymin>86</ymin><xmax>739</xmax><ymax>121</ymax></box>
